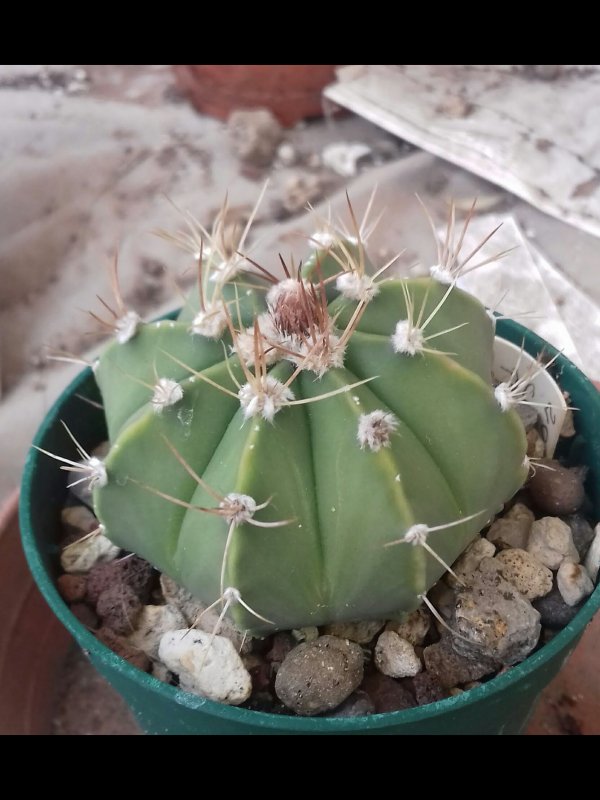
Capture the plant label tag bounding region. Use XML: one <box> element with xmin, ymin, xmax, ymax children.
<box><xmin>493</xmin><ymin>337</ymin><xmax>567</xmax><ymax>458</ymax></box>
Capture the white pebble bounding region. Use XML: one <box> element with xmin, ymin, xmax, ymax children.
<box><xmin>60</xmin><ymin>531</ymin><xmax>119</xmax><ymax>573</ymax></box>
<box><xmin>128</xmin><ymin>605</ymin><xmax>187</xmax><ymax>660</ymax></box>
<box><xmin>584</xmin><ymin>524</ymin><xmax>600</xmax><ymax>582</ymax></box>
<box><xmin>158</xmin><ymin>629</ymin><xmax>252</xmax><ymax>705</ymax></box>
<box><xmin>374</xmin><ymin>631</ymin><xmax>422</xmax><ymax>678</ymax></box>
<box><xmin>494</xmin><ymin>549</ymin><xmax>553</xmax><ymax>600</ymax></box>
<box><xmin>557</xmin><ymin>561</ymin><xmax>594</xmax><ymax>607</ymax></box>
<box><xmin>385</xmin><ymin>607</ymin><xmax>431</xmax><ymax>646</ymax></box>
<box><xmin>527</xmin><ymin>517</ymin><xmax>579</xmax><ymax>570</ymax></box>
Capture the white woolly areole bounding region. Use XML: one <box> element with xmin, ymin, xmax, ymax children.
<box><xmin>233</xmin><ymin>313</ymin><xmax>281</xmax><ymax>367</ymax></box>
<box><xmin>288</xmin><ymin>332</ymin><xmax>346</xmax><ymax>377</ymax></box>
<box><xmin>494</xmin><ymin>382</ymin><xmax>513</xmax><ymax>412</ymax></box>
<box><xmin>357</xmin><ymin>410</ymin><xmax>399</xmax><ymax>451</ymax></box>
<box><xmin>266</xmin><ymin>278</ymin><xmax>311</xmax><ymax>309</ymax></box>
<box><xmin>115</xmin><ymin>310</ymin><xmax>141</xmax><ymax>344</ymax></box>
<box><xmin>223</xmin><ymin>586</ymin><xmax>242</xmax><ymax>603</ymax></box>
<box><xmin>238</xmin><ymin>376</ymin><xmax>295</xmax><ymax>421</ymax></box>
<box><xmin>309</xmin><ymin>229</ymin><xmax>336</xmax><ymax>250</ymax></box>
<box><xmin>190</xmin><ymin>304</ymin><xmax>228</xmax><ymax>339</ymax></box>
<box><xmin>151</xmin><ymin>378</ymin><xmax>183</xmax><ymax>413</ymax></box>
<box><xmin>336</xmin><ymin>271</ymin><xmax>379</xmax><ymax>303</ymax></box>
<box><xmin>403</xmin><ymin>524</ymin><xmax>429</xmax><ymax>546</ymax></box>
<box><xmin>84</xmin><ymin>457</ymin><xmax>107</xmax><ymax>490</ymax></box>
<box><xmin>429</xmin><ymin>264</ymin><xmax>454</xmax><ymax>285</ymax></box>
<box><xmin>391</xmin><ymin>320</ymin><xmax>425</xmax><ymax>356</ymax></box>
<box><xmin>220</xmin><ymin>493</ymin><xmax>257</xmax><ymax>525</ymax></box>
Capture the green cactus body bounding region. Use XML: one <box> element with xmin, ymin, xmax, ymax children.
<box><xmin>93</xmin><ymin>246</ymin><xmax>527</xmax><ymax>634</ymax></box>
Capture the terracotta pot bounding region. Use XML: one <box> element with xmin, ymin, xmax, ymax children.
<box><xmin>0</xmin><ymin>490</ymin><xmax>72</xmax><ymax>734</ymax></box>
<box><xmin>172</xmin><ymin>65</ymin><xmax>338</xmax><ymax>127</ymax></box>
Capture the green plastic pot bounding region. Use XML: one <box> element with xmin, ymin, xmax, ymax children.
<box><xmin>19</xmin><ymin>318</ymin><xmax>600</xmax><ymax>735</ymax></box>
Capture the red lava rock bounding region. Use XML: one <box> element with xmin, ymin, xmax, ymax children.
<box><xmin>57</xmin><ymin>574</ymin><xmax>87</xmax><ymax>603</ymax></box>
<box><xmin>96</xmin><ymin>584</ymin><xmax>142</xmax><ymax>635</ymax></box>
<box><xmin>96</xmin><ymin>627</ymin><xmax>150</xmax><ymax>672</ymax></box>
<box><xmin>361</xmin><ymin>672</ymin><xmax>416</xmax><ymax>713</ymax></box>
<box><xmin>70</xmin><ymin>602</ymin><xmax>99</xmax><ymax>630</ymax></box>
<box><xmin>86</xmin><ymin>556</ymin><xmax>154</xmax><ymax>605</ymax></box>
<box><xmin>408</xmin><ymin>672</ymin><xmax>449</xmax><ymax>706</ymax></box>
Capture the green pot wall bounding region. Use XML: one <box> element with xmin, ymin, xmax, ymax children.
<box><xmin>19</xmin><ymin>319</ymin><xmax>600</xmax><ymax>735</ymax></box>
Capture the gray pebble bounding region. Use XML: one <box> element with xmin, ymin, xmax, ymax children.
<box><xmin>274</xmin><ymin>636</ymin><xmax>364</xmax><ymax>716</ymax></box>
<box><xmin>323</xmin><ymin>619</ymin><xmax>384</xmax><ymax>644</ymax></box>
<box><xmin>374</xmin><ymin>631</ymin><xmax>422</xmax><ymax>678</ymax></box>
<box><xmin>527</xmin><ymin>517</ymin><xmax>579</xmax><ymax>570</ymax></box>
<box><xmin>493</xmin><ymin>548</ymin><xmax>553</xmax><ymax>600</ymax></box>
<box><xmin>565</xmin><ymin>515</ymin><xmax>596</xmax><ymax>560</ymax></box>
<box><xmin>448</xmin><ymin>538</ymin><xmax>495</xmax><ymax>587</ymax></box>
<box><xmin>385</xmin><ymin>607</ymin><xmax>431</xmax><ymax>645</ymax></box>
<box><xmin>528</xmin><ymin>460</ymin><xmax>585</xmax><ymax>515</ymax></box>
<box><xmin>453</xmin><ymin>572</ymin><xmax>541</xmax><ymax>665</ymax></box>
<box><xmin>584</xmin><ymin>524</ymin><xmax>600</xmax><ymax>582</ymax></box>
<box><xmin>486</xmin><ymin>503</ymin><xmax>534</xmax><ymax>550</ymax></box>
<box><xmin>423</xmin><ymin>636</ymin><xmax>499</xmax><ymax>689</ymax></box>
<box><xmin>533</xmin><ymin>587</ymin><xmax>583</xmax><ymax>629</ymax></box>
<box><xmin>557</xmin><ymin>561</ymin><xmax>594</xmax><ymax>607</ymax></box>
<box><xmin>328</xmin><ymin>690</ymin><xmax>375</xmax><ymax>718</ymax></box>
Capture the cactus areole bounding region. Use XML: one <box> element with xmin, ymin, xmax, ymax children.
<box><xmin>88</xmin><ymin>203</ymin><xmax>528</xmax><ymax>635</ymax></box>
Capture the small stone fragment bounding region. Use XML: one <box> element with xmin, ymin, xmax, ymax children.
<box><xmin>274</xmin><ymin>636</ymin><xmax>364</xmax><ymax>716</ymax></box>
<box><xmin>487</xmin><ymin>503</ymin><xmax>534</xmax><ymax>550</ymax></box>
<box><xmin>408</xmin><ymin>671</ymin><xmax>448</xmax><ymax>705</ymax></box>
<box><xmin>323</xmin><ymin>619</ymin><xmax>384</xmax><ymax>644</ymax></box>
<box><xmin>96</xmin><ymin>626</ymin><xmax>151</xmax><ymax>672</ymax></box>
<box><xmin>128</xmin><ymin>604</ymin><xmax>187</xmax><ymax>659</ymax></box>
<box><xmin>60</xmin><ymin>532</ymin><xmax>119</xmax><ymax>574</ymax></box>
<box><xmin>566</xmin><ymin>515</ymin><xmax>596</xmax><ymax>560</ymax></box>
<box><xmin>526</xmin><ymin>429</ymin><xmax>545</xmax><ymax>459</ymax></box>
<box><xmin>533</xmin><ymin>587</ymin><xmax>583</xmax><ymax>629</ymax></box>
<box><xmin>151</xmin><ymin>662</ymin><xmax>173</xmax><ymax>683</ymax></box>
<box><xmin>57</xmin><ymin>574</ymin><xmax>87</xmax><ymax>603</ymax></box>
<box><xmin>291</xmin><ymin>626</ymin><xmax>319</xmax><ymax>643</ymax></box>
<box><xmin>228</xmin><ymin>109</ymin><xmax>283</xmax><ymax>167</ymax></box>
<box><xmin>528</xmin><ymin>460</ymin><xmax>585</xmax><ymax>515</ymax></box>
<box><xmin>70</xmin><ymin>602</ymin><xmax>99</xmax><ymax>629</ymax></box>
<box><xmin>61</xmin><ymin>505</ymin><xmax>100</xmax><ymax>543</ymax></box>
<box><xmin>374</xmin><ymin>631</ymin><xmax>422</xmax><ymax>678</ymax></box>
<box><xmin>322</xmin><ymin>142</ymin><xmax>372</xmax><ymax>177</ymax></box>
<box><xmin>329</xmin><ymin>690</ymin><xmax>375</xmax><ymax>717</ymax></box>
<box><xmin>423</xmin><ymin>637</ymin><xmax>499</xmax><ymax>689</ymax></box>
<box><xmin>584</xmin><ymin>524</ymin><xmax>600</xmax><ymax>582</ymax></box>
<box><xmin>449</xmin><ymin>538</ymin><xmax>496</xmax><ymax>586</ymax></box>
<box><xmin>493</xmin><ymin>548</ymin><xmax>553</xmax><ymax>600</ymax></box>
<box><xmin>453</xmin><ymin>572</ymin><xmax>541</xmax><ymax>665</ymax></box>
<box><xmin>87</xmin><ymin>556</ymin><xmax>154</xmax><ymax>605</ymax></box>
<box><xmin>385</xmin><ymin>606</ymin><xmax>431</xmax><ymax>645</ymax></box>
<box><xmin>159</xmin><ymin>629</ymin><xmax>252</xmax><ymax>705</ymax></box>
<box><xmin>527</xmin><ymin>517</ymin><xmax>579</xmax><ymax>570</ymax></box>
<box><xmin>557</xmin><ymin>561</ymin><xmax>594</xmax><ymax>607</ymax></box>
<box><xmin>361</xmin><ymin>672</ymin><xmax>416</xmax><ymax>713</ymax></box>
<box><xmin>96</xmin><ymin>583</ymin><xmax>142</xmax><ymax>635</ymax></box>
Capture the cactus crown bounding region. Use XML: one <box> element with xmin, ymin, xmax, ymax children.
<box><xmin>49</xmin><ymin>190</ymin><xmax>530</xmax><ymax>634</ymax></box>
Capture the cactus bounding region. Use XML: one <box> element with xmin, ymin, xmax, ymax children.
<box><xmin>55</xmin><ymin>195</ymin><xmax>530</xmax><ymax>634</ymax></box>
